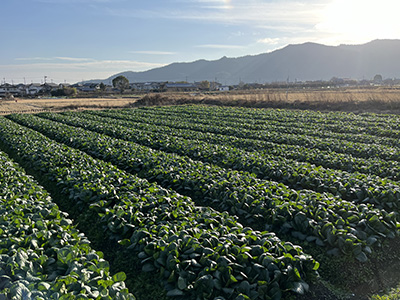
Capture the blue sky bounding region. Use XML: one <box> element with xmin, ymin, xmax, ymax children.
<box><xmin>1</xmin><ymin>0</ymin><xmax>400</xmax><ymax>84</ymax></box>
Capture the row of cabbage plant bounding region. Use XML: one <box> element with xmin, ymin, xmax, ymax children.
<box><xmin>8</xmin><ymin>113</ymin><xmax>399</xmax><ymax>264</ymax></box>
<box><xmin>32</xmin><ymin>112</ymin><xmax>400</xmax><ymax>210</ymax></box>
<box><xmin>110</xmin><ymin>107</ymin><xmax>400</xmax><ymax>147</ymax></box>
<box><xmin>0</xmin><ymin>150</ymin><xmax>135</xmax><ymax>300</ymax></box>
<box><xmin>81</xmin><ymin>108</ymin><xmax>400</xmax><ymax>160</ymax></box>
<box><xmin>62</xmin><ymin>109</ymin><xmax>400</xmax><ymax>180</ymax></box>
<box><xmin>140</xmin><ymin>105</ymin><xmax>400</xmax><ymax>137</ymax></box>
<box><xmin>0</xmin><ymin>116</ymin><xmax>318</xmax><ymax>300</ymax></box>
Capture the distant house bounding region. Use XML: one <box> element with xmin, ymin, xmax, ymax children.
<box><xmin>0</xmin><ymin>84</ymin><xmax>20</xmax><ymax>97</ymax></box>
<box><xmin>59</xmin><ymin>83</ymin><xmax>71</xmax><ymax>89</ymax></box>
<box><xmin>165</xmin><ymin>83</ymin><xmax>198</xmax><ymax>92</ymax></box>
<box><xmin>219</xmin><ymin>86</ymin><xmax>230</xmax><ymax>92</ymax></box>
<box><xmin>74</xmin><ymin>83</ymin><xmax>100</xmax><ymax>93</ymax></box>
<box><xmin>24</xmin><ymin>83</ymin><xmax>60</xmax><ymax>96</ymax></box>
<box><xmin>42</xmin><ymin>83</ymin><xmax>59</xmax><ymax>94</ymax></box>
<box><xmin>16</xmin><ymin>84</ymin><xmax>27</xmax><ymax>95</ymax></box>
<box><xmin>131</xmin><ymin>82</ymin><xmax>164</xmax><ymax>91</ymax></box>
<box><xmin>26</xmin><ymin>83</ymin><xmax>44</xmax><ymax>96</ymax></box>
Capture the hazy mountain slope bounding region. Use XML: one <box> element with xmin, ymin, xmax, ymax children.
<box><xmin>101</xmin><ymin>39</ymin><xmax>400</xmax><ymax>85</ymax></box>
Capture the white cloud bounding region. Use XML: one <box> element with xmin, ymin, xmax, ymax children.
<box><xmin>13</xmin><ymin>57</ymin><xmax>162</xmax><ymax>70</ymax></box>
<box><xmin>88</xmin><ymin>0</ymin><xmax>328</xmax><ymax>51</ymax></box>
<box><xmin>35</xmin><ymin>0</ymin><xmax>117</xmax><ymax>3</ymax></box>
<box><xmin>55</xmin><ymin>57</ymin><xmax>94</xmax><ymax>62</ymax></box>
<box><xmin>257</xmin><ymin>38</ymin><xmax>280</xmax><ymax>45</ymax></box>
<box><xmin>99</xmin><ymin>0</ymin><xmax>322</xmax><ymax>28</ymax></box>
<box><xmin>15</xmin><ymin>57</ymin><xmax>54</xmax><ymax>61</ymax></box>
<box><xmin>130</xmin><ymin>51</ymin><xmax>177</xmax><ymax>55</ymax></box>
<box><xmin>2</xmin><ymin>59</ymin><xmax>165</xmax><ymax>84</ymax></box>
<box><xmin>195</xmin><ymin>44</ymin><xmax>245</xmax><ymax>49</ymax></box>
<box><xmin>16</xmin><ymin>57</ymin><xmax>94</xmax><ymax>62</ymax></box>
<box><xmin>170</xmin><ymin>1</ymin><xmax>321</xmax><ymax>25</ymax></box>
<box><xmin>188</xmin><ymin>0</ymin><xmax>230</xmax><ymax>2</ymax></box>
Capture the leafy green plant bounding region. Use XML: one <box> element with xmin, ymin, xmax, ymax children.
<box><xmin>7</xmin><ymin>113</ymin><xmax>399</xmax><ymax>262</ymax></box>
<box><xmin>36</xmin><ymin>110</ymin><xmax>400</xmax><ymax>211</ymax></box>
<box><xmin>0</xmin><ymin>116</ymin><xmax>318</xmax><ymax>300</ymax></box>
<box><xmin>0</xmin><ymin>150</ymin><xmax>135</xmax><ymax>300</ymax></box>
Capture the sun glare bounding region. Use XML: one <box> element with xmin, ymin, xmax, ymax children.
<box><xmin>223</xmin><ymin>0</ymin><xmax>233</xmax><ymax>9</ymax></box>
<box><xmin>317</xmin><ymin>0</ymin><xmax>400</xmax><ymax>44</ymax></box>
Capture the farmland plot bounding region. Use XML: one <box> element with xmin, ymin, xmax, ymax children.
<box><xmin>1</xmin><ymin>105</ymin><xmax>400</xmax><ymax>299</ymax></box>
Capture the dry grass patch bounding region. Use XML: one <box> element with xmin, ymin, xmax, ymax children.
<box><xmin>2</xmin><ymin>87</ymin><xmax>400</xmax><ymax>115</ymax></box>
<box><xmin>154</xmin><ymin>87</ymin><xmax>400</xmax><ymax>113</ymax></box>
<box><xmin>0</xmin><ymin>97</ymin><xmax>139</xmax><ymax>115</ymax></box>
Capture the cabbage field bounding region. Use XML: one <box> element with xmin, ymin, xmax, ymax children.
<box><xmin>1</xmin><ymin>105</ymin><xmax>400</xmax><ymax>300</ymax></box>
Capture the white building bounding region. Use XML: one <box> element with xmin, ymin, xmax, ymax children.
<box><xmin>219</xmin><ymin>86</ymin><xmax>230</xmax><ymax>92</ymax></box>
<box><xmin>0</xmin><ymin>84</ymin><xmax>20</xmax><ymax>97</ymax></box>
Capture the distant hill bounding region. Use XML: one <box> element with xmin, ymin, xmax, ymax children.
<box><xmin>97</xmin><ymin>39</ymin><xmax>400</xmax><ymax>85</ymax></box>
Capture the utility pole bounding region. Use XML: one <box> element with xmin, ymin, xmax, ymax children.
<box><xmin>286</xmin><ymin>75</ymin><xmax>289</xmax><ymax>101</ymax></box>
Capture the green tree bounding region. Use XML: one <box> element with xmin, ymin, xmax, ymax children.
<box><xmin>51</xmin><ymin>87</ymin><xmax>76</xmax><ymax>97</ymax></box>
<box><xmin>112</xmin><ymin>75</ymin><xmax>129</xmax><ymax>94</ymax></box>
<box><xmin>373</xmin><ymin>74</ymin><xmax>383</xmax><ymax>84</ymax></box>
<box><xmin>198</xmin><ymin>80</ymin><xmax>210</xmax><ymax>91</ymax></box>
<box><xmin>64</xmin><ymin>87</ymin><xmax>77</xmax><ymax>96</ymax></box>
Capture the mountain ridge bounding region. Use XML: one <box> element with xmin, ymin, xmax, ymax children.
<box><xmin>96</xmin><ymin>39</ymin><xmax>400</xmax><ymax>85</ymax></box>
